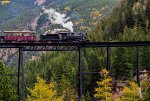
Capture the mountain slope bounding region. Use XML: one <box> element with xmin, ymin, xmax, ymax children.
<box><xmin>0</xmin><ymin>0</ymin><xmax>121</xmax><ymax>31</ymax></box>
<box><xmin>100</xmin><ymin>0</ymin><xmax>150</xmax><ymax>40</ymax></box>
<box><xmin>0</xmin><ymin>0</ymin><xmax>121</xmax><ymax>67</ymax></box>
<box><xmin>0</xmin><ymin>0</ymin><xmax>36</xmax><ymax>22</ymax></box>
<box><xmin>23</xmin><ymin>0</ymin><xmax>150</xmax><ymax>100</ymax></box>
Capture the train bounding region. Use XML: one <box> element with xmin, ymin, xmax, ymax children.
<box><xmin>0</xmin><ymin>30</ymin><xmax>88</xmax><ymax>42</ymax></box>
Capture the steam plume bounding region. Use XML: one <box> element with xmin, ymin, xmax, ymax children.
<box><xmin>42</xmin><ymin>7</ymin><xmax>74</xmax><ymax>32</ymax></box>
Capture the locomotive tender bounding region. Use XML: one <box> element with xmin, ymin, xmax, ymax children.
<box><xmin>0</xmin><ymin>30</ymin><xmax>88</xmax><ymax>42</ymax></box>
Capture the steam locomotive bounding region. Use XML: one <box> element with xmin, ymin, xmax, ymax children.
<box><xmin>0</xmin><ymin>30</ymin><xmax>88</xmax><ymax>42</ymax></box>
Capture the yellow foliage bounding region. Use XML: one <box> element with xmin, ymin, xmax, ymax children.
<box><xmin>27</xmin><ymin>76</ymin><xmax>63</xmax><ymax>101</ymax></box>
<box><xmin>94</xmin><ymin>68</ymin><xmax>112</xmax><ymax>101</ymax></box>
<box><xmin>89</xmin><ymin>6</ymin><xmax>108</xmax><ymax>27</ymax></box>
<box><xmin>94</xmin><ymin>69</ymin><xmax>141</xmax><ymax>101</ymax></box>
<box><xmin>1</xmin><ymin>0</ymin><xmax>10</xmax><ymax>5</ymax></box>
<box><xmin>80</xmin><ymin>26</ymin><xmax>91</xmax><ymax>32</ymax></box>
<box><xmin>90</xmin><ymin>6</ymin><xmax>107</xmax><ymax>21</ymax></box>
<box><xmin>90</xmin><ymin>10</ymin><xmax>102</xmax><ymax>20</ymax></box>
<box><xmin>100</xmin><ymin>68</ymin><xmax>109</xmax><ymax>78</ymax></box>
<box><xmin>64</xmin><ymin>7</ymin><xmax>70</xmax><ymax>12</ymax></box>
<box><xmin>119</xmin><ymin>82</ymin><xmax>140</xmax><ymax>101</ymax></box>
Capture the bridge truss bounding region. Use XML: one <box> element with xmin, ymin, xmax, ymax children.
<box><xmin>1</xmin><ymin>41</ymin><xmax>150</xmax><ymax>101</ymax></box>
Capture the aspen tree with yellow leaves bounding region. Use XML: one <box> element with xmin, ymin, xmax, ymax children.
<box><xmin>119</xmin><ymin>82</ymin><xmax>141</xmax><ymax>101</ymax></box>
<box><xmin>64</xmin><ymin>7</ymin><xmax>70</xmax><ymax>12</ymax></box>
<box><xmin>27</xmin><ymin>76</ymin><xmax>63</xmax><ymax>101</ymax></box>
<box><xmin>94</xmin><ymin>69</ymin><xmax>112</xmax><ymax>101</ymax></box>
<box><xmin>94</xmin><ymin>69</ymin><xmax>142</xmax><ymax>101</ymax></box>
<box><xmin>1</xmin><ymin>0</ymin><xmax>10</xmax><ymax>5</ymax></box>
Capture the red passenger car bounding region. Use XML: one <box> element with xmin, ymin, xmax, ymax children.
<box><xmin>3</xmin><ymin>31</ymin><xmax>37</xmax><ymax>42</ymax></box>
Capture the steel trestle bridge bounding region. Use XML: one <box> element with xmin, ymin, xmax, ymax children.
<box><xmin>0</xmin><ymin>41</ymin><xmax>150</xmax><ymax>101</ymax></box>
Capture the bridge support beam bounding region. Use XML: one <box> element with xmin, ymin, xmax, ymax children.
<box><xmin>18</xmin><ymin>48</ymin><xmax>25</xmax><ymax>101</ymax></box>
<box><xmin>106</xmin><ymin>47</ymin><xmax>111</xmax><ymax>75</ymax></box>
<box><xmin>78</xmin><ymin>47</ymin><xmax>83</xmax><ymax>101</ymax></box>
<box><xmin>17</xmin><ymin>48</ymin><xmax>21</xmax><ymax>100</ymax></box>
<box><xmin>136</xmin><ymin>46</ymin><xmax>140</xmax><ymax>87</ymax></box>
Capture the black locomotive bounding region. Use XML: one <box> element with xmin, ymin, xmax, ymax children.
<box><xmin>40</xmin><ymin>31</ymin><xmax>88</xmax><ymax>42</ymax></box>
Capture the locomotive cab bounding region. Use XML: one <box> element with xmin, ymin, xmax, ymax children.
<box><xmin>59</xmin><ymin>32</ymin><xmax>69</xmax><ymax>42</ymax></box>
<box><xmin>65</xmin><ymin>32</ymin><xmax>88</xmax><ymax>42</ymax></box>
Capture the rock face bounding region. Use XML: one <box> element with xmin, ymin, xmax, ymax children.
<box><xmin>112</xmin><ymin>70</ymin><xmax>149</xmax><ymax>100</ymax></box>
<box><xmin>112</xmin><ymin>80</ymin><xmax>127</xmax><ymax>99</ymax></box>
<box><xmin>140</xmin><ymin>70</ymin><xmax>148</xmax><ymax>81</ymax></box>
<box><xmin>0</xmin><ymin>48</ymin><xmax>40</xmax><ymax>67</ymax></box>
<box><xmin>0</xmin><ymin>48</ymin><xmax>17</xmax><ymax>62</ymax></box>
<box><xmin>34</xmin><ymin>0</ymin><xmax>47</xmax><ymax>6</ymax></box>
<box><xmin>31</xmin><ymin>16</ymin><xmax>40</xmax><ymax>31</ymax></box>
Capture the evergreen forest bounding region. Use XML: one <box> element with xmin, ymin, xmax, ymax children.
<box><xmin>0</xmin><ymin>0</ymin><xmax>150</xmax><ymax>101</ymax></box>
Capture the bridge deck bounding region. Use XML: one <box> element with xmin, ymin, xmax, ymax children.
<box><xmin>0</xmin><ymin>41</ymin><xmax>150</xmax><ymax>51</ymax></box>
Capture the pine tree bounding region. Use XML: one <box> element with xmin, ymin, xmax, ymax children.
<box><xmin>141</xmin><ymin>47</ymin><xmax>150</xmax><ymax>71</ymax></box>
<box><xmin>84</xmin><ymin>49</ymin><xmax>103</xmax><ymax>95</ymax></box>
<box><xmin>61</xmin><ymin>76</ymin><xmax>76</xmax><ymax>101</ymax></box>
<box><xmin>113</xmin><ymin>48</ymin><xmax>133</xmax><ymax>80</ymax></box>
<box><xmin>94</xmin><ymin>69</ymin><xmax>112</xmax><ymax>101</ymax></box>
<box><xmin>0</xmin><ymin>61</ymin><xmax>17</xmax><ymax>101</ymax></box>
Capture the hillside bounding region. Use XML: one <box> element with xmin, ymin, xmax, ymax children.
<box><xmin>35</xmin><ymin>0</ymin><xmax>121</xmax><ymax>32</ymax></box>
<box><xmin>0</xmin><ymin>0</ymin><xmax>36</xmax><ymax>23</ymax></box>
<box><xmin>0</xmin><ymin>0</ymin><xmax>121</xmax><ymax>67</ymax></box>
<box><xmin>1</xmin><ymin>0</ymin><xmax>150</xmax><ymax>101</ymax></box>
<box><xmin>23</xmin><ymin>0</ymin><xmax>150</xmax><ymax>100</ymax></box>
<box><xmin>99</xmin><ymin>0</ymin><xmax>150</xmax><ymax>41</ymax></box>
<box><xmin>0</xmin><ymin>0</ymin><xmax>120</xmax><ymax>31</ymax></box>
<box><xmin>0</xmin><ymin>0</ymin><xmax>64</xmax><ymax>30</ymax></box>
